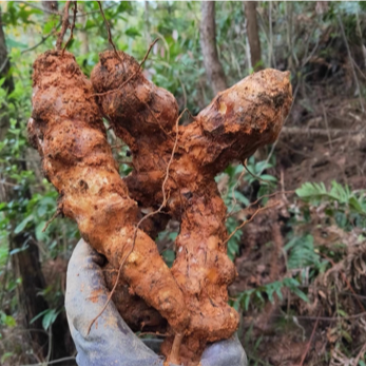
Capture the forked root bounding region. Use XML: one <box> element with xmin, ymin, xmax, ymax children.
<box><xmin>91</xmin><ymin>49</ymin><xmax>293</xmax><ymax>365</ymax></box>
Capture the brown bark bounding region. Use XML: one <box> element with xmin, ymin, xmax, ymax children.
<box><xmin>0</xmin><ymin>7</ymin><xmax>14</xmax><ymax>140</ymax></box>
<box><xmin>244</xmin><ymin>1</ymin><xmax>263</xmax><ymax>72</ymax></box>
<box><xmin>200</xmin><ymin>1</ymin><xmax>227</xmax><ymax>94</ymax></box>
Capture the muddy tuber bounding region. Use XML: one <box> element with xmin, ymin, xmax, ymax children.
<box><xmin>29</xmin><ymin>48</ymin><xmax>291</xmax><ymax>366</ymax></box>
<box><xmin>91</xmin><ymin>51</ymin><xmax>292</xmax><ymax>364</ymax></box>
<box><xmin>28</xmin><ymin>50</ymin><xmax>189</xmax><ymax>337</ymax></box>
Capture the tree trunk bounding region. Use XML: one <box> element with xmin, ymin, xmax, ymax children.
<box><xmin>0</xmin><ymin>8</ymin><xmax>14</xmax><ymax>140</ymax></box>
<box><xmin>0</xmin><ymin>6</ymin><xmax>74</xmax><ymax>364</ymax></box>
<box><xmin>200</xmin><ymin>1</ymin><xmax>227</xmax><ymax>94</ymax></box>
<box><xmin>244</xmin><ymin>1</ymin><xmax>263</xmax><ymax>72</ymax></box>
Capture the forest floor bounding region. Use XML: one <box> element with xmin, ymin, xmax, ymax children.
<box><xmin>230</xmin><ymin>59</ymin><xmax>366</xmax><ymax>365</ymax></box>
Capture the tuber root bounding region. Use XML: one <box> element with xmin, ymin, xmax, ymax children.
<box><xmin>91</xmin><ymin>50</ymin><xmax>292</xmax><ymax>364</ymax></box>
<box><xmin>28</xmin><ymin>50</ymin><xmax>189</xmax><ymax>335</ymax></box>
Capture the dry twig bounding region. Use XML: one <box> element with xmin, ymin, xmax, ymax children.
<box><xmin>297</xmin><ymin>314</ymin><xmax>320</xmax><ymax>366</ymax></box>
<box><xmin>224</xmin><ymin>202</ymin><xmax>279</xmax><ymax>245</ymax></box>
<box><xmin>62</xmin><ymin>1</ymin><xmax>77</xmax><ymax>54</ymax></box>
<box><xmin>56</xmin><ymin>1</ymin><xmax>71</xmax><ymax>51</ymax></box>
<box><xmin>227</xmin><ymin>190</ymin><xmax>294</xmax><ymax>218</ymax></box>
<box><xmin>97</xmin><ymin>1</ymin><xmax>121</xmax><ymax>62</ymax></box>
<box><xmin>42</xmin><ymin>208</ymin><xmax>61</xmax><ymax>233</ymax></box>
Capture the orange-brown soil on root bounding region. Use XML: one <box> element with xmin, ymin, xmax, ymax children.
<box><xmin>103</xmin><ymin>262</ymin><xmax>167</xmax><ymax>333</ymax></box>
<box><xmin>28</xmin><ymin>50</ymin><xmax>189</xmax><ymax>335</ymax></box>
<box><xmin>91</xmin><ymin>50</ymin><xmax>292</xmax><ymax>365</ymax></box>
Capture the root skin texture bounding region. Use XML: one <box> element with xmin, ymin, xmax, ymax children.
<box><xmin>91</xmin><ymin>50</ymin><xmax>292</xmax><ymax>365</ymax></box>
<box><xmin>29</xmin><ymin>50</ymin><xmax>189</xmax><ymax>335</ymax></box>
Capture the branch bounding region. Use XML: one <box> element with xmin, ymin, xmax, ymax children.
<box><xmin>97</xmin><ymin>1</ymin><xmax>121</xmax><ymax>62</ymax></box>
<box><xmin>62</xmin><ymin>1</ymin><xmax>77</xmax><ymax>54</ymax></box>
<box><xmin>56</xmin><ymin>1</ymin><xmax>71</xmax><ymax>51</ymax></box>
<box><xmin>224</xmin><ymin>202</ymin><xmax>279</xmax><ymax>245</ymax></box>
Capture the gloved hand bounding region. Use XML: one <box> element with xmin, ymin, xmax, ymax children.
<box><xmin>65</xmin><ymin>239</ymin><xmax>248</xmax><ymax>366</ymax></box>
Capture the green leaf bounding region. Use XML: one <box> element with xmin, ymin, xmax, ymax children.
<box><xmin>4</xmin><ymin>315</ymin><xmax>16</xmax><ymax>327</ymax></box>
<box><xmin>37</xmin><ymin>204</ymin><xmax>48</xmax><ymax>217</ymax></box>
<box><xmin>296</xmin><ymin>182</ymin><xmax>327</xmax><ymax>200</ymax></box>
<box><xmin>6</xmin><ymin>38</ymin><xmax>28</xmax><ymax>50</ymax></box>
<box><xmin>1</xmin><ymin>352</ymin><xmax>13</xmax><ymax>363</ymax></box>
<box><xmin>233</xmin><ymin>191</ymin><xmax>250</xmax><ymax>206</ymax></box>
<box><xmin>14</xmin><ymin>215</ymin><xmax>33</xmax><ymax>234</ymax></box>
<box><xmin>1</xmin><ymin>311</ymin><xmax>16</xmax><ymax>327</ymax></box>
<box><xmin>116</xmin><ymin>1</ymin><xmax>132</xmax><ymax>13</ymax></box>
<box><xmin>233</xmin><ymin>297</ymin><xmax>240</xmax><ymax>311</ymax></box>
<box><xmin>168</xmin><ymin>232</ymin><xmax>178</xmax><ymax>241</ymax></box>
<box><xmin>30</xmin><ymin>309</ymin><xmax>49</xmax><ymax>324</ymax></box>
<box><xmin>349</xmin><ymin>196</ymin><xmax>365</xmax><ymax>214</ymax></box>
<box><xmin>125</xmin><ymin>27</ymin><xmax>141</xmax><ymax>38</ymax></box>
<box><xmin>43</xmin><ymin>19</ymin><xmax>57</xmax><ymax>34</ymax></box>
<box><xmin>42</xmin><ymin>309</ymin><xmax>59</xmax><ymax>330</ymax></box>
<box><xmin>290</xmin><ymin>287</ymin><xmax>309</xmax><ymax>303</ymax></box>
<box><xmin>259</xmin><ymin>174</ymin><xmax>277</xmax><ymax>182</ymax></box>
<box><xmin>283</xmin><ymin>278</ymin><xmax>309</xmax><ymax>302</ymax></box>
<box><xmin>31</xmin><ymin>309</ymin><xmax>60</xmax><ymax>330</ymax></box>
<box><xmin>234</xmin><ymin>164</ymin><xmax>244</xmax><ymax>175</ymax></box>
<box><xmin>35</xmin><ymin>221</ymin><xmax>47</xmax><ymax>241</ymax></box>
<box><xmin>336</xmin><ymin>309</ymin><xmax>348</xmax><ymax>317</ymax></box>
<box><xmin>9</xmin><ymin>245</ymin><xmax>28</xmax><ymax>256</ymax></box>
<box><xmin>0</xmin><ymin>241</ymin><xmax>8</xmax><ymax>266</ymax></box>
<box><xmin>255</xmin><ymin>161</ymin><xmax>273</xmax><ymax>174</ymax></box>
<box><xmin>162</xmin><ymin>249</ymin><xmax>175</xmax><ymax>268</ymax></box>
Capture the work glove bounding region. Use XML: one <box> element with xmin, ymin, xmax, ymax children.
<box><xmin>65</xmin><ymin>239</ymin><xmax>248</xmax><ymax>366</ymax></box>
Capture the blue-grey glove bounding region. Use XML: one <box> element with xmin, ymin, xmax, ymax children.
<box><xmin>65</xmin><ymin>239</ymin><xmax>248</xmax><ymax>366</ymax></box>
